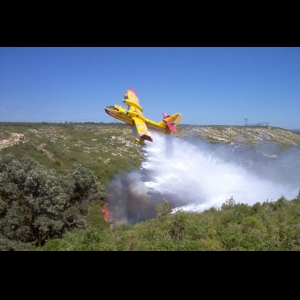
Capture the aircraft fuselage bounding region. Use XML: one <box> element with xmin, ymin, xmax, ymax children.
<box><xmin>104</xmin><ymin>105</ymin><xmax>171</xmax><ymax>134</ymax></box>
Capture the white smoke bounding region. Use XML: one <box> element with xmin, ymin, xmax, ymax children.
<box><xmin>107</xmin><ymin>131</ymin><xmax>300</xmax><ymax>223</ymax></box>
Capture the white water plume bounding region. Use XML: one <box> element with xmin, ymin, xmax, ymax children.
<box><xmin>106</xmin><ymin>130</ymin><xmax>300</xmax><ymax>224</ymax></box>
<box><xmin>140</xmin><ymin>132</ymin><xmax>299</xmax><ymax>213</ymax></box>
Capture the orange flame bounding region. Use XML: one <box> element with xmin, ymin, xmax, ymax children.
<box><xmin>102</xmin><ymin>203</ymin><xmax>109</xmax><ymax>222</ymax></box>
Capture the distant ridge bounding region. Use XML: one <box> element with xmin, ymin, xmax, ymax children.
<box><xmin>247</xmin><ymin>122</ymin><xmax>271</xmax><ymax>126</ymax></box>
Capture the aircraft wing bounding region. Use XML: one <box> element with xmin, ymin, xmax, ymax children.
<box><xmin>124</xmin><ymin>88</ymin><xmax>143</xmax><ymax>111</ymax></box>
<box><xmin>132</xmin><ymin>117</ymin><xmax>153</xmax><ymax>142</ymax></box>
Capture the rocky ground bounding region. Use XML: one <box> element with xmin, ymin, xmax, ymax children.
<box><xmin>1</xmin><ymin>124</ymin><xmax>300</xmax><ymax>152</ymax></box>
<box><xmin>0</xmin><ymin>132</ymin><xmax>26</xmax><ymax>149</ymax></box>
<box><xmin>176</xmin><ymin>125</ymin><xmax>300</xmax><ymax>146</ymax></box>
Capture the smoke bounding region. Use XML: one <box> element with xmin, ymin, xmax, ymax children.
<box><xmin>106</xmin><ymin>171</ymin><xmax>158</xmax><ymax>224</ymax></box>
<box><xmin>106</xmin><ymin>131</ymin><xmax>300</xmax><ymax>224</ymax></box>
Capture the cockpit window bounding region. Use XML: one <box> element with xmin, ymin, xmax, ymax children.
<box><xmin>106</xmin><ymin>105</ymin><xmax>119</xmax><ymax>111</ymax></box>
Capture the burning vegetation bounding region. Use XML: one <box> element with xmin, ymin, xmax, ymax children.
<box><xmin>102</xmin><ymin>203</ymin><xmax>109</xmax><ymax>222</ymax></box>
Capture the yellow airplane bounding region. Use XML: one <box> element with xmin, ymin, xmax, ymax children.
<box><xmin>105</xmin><ymin>88</ymin><xmax>182</xmax><ymax>145</ymax></box>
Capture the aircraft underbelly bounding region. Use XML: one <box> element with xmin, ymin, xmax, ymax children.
<box><xmin>105</xmin><ymin>109</ymin><xmax>132</xmax><ymax>125</ymax></box>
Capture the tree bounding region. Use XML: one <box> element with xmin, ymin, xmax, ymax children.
<box><xmin>221</xmin><ymin>196</ymin><xmax>236</xmax><ymax>210</ymax></box>
<box><xmin>156</xmin><ymin>198</ymin><xmax>169</xmax><ymax>221</ymax></box>
<box><xmin>169</xmin><ymin>209</ymin><xmax>188</xmax><ymax>243</ymax></box>
<box><xmin>0</xmin><ymin>154</ymin><xmax>107</xmax><ymax>250</ymax></box>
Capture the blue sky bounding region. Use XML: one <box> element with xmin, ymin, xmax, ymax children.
<box><xmin>1</xmin><ymin>47</ymin><xmax>299</xmax><ymax>129</ymax></box>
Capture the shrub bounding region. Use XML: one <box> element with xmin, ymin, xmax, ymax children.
<box><xmin>0</xmin><ymin>154</ymin><xmax>107</xmax><ymax>250</ymax></box>
<box><xmin>156</xmin><ymin>198</ymin><xmax>169</xmax><ymax>221</ymax></box>
<box><xmin>169</xmin><ymin>209</ymin><xmax>188</xmax><ymax>243</ymax></box>
<box><xmin>242</xmin><ymin>217</ymin><xmax>264</xmax><ymax>232</ymax></box>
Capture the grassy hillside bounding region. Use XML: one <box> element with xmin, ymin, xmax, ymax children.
<box><xmin>1</xmin><ymin>122</ymin><xmax>300</xmax><ymax>250</ymax></box>
<box><xmin>2</xmin><ymin>122</ymin><xmax>299</xmax><ymax>198</ymax></box>
<box><xmin>0</xmin><ymin>122</ymin><xmax>144</xmax><ymax>185</ymax></box>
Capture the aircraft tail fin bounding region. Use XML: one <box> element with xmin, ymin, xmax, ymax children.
<box><xmin>158</xmin><ymin>112</ymin><xmax>182</xmax><ymax>133</ymax></box>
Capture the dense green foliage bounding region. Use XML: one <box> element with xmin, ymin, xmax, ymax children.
<box><xmin>0</xmin><ymin>154</ymin><xmax>107</xmax><ymax>250</ymax></box>
<box><xmin>35</xmin><ymin>196</ymin><xmax>300</xmax><ymax>251</ymax></box>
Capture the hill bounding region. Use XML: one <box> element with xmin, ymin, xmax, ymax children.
<box><xmin>2</xmin><ymin>123</ymin><xmax>300</xmax><ymax>152</ymax></box>
<box><xmin>1</xmin><ymin>122</ymin><xmax>300</xmax><ymax>186</ymax></box>
<box><xmin>1</xmin><ymin>122</ymin><xmax>300</xmax><ymax>187</ymax></box>
<box><xmin>177</xmin><ymin>124</ymin><xmax>300</xmax><ymax>146</ymax></box>
<box><xmin>0</xmin><ymin>122</ymin><xmax>144</xmax><ymax>185</ymax></box>
<box><xmin>1</xmin><ymin>122</ymin><xmax>300</xmax><ymax>250</ymax></box>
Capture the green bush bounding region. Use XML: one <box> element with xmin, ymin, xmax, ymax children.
<box><xmin>156</xmin><ymin>198</ymin><xmax>169</xmax><ymax>221</ymax></box>
<box><xmin>0</xmin><ymin>154</ymin><xmax>107</xmax><ymax>250</ymax></box>
<box><xmin>242</xmin><ymin>216</ymin><xmax>264</xmax><ymax>232</ymax></box>
<box><xmin>169</xmin><ymin>209</ymin><xmax>188</xmax><ymax>243</ymax></box>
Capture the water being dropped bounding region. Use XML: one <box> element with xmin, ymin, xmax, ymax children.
<box><xmin>140</xmin><ymin>132</ymin><xmax>298</xmax><ymax>213</ymax></box>
<box><xmin>106</xmin><ymin>131</ymin><xmax>299</xmax><ymax>223</ymax></box>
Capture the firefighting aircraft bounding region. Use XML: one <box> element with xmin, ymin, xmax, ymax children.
<box><xmin>104</xmin><ymin>88</ymin><xmax>182</xmax><ymax>145</ymax></box>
